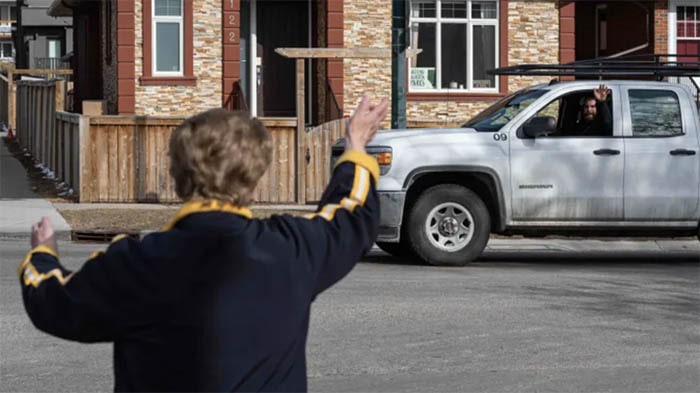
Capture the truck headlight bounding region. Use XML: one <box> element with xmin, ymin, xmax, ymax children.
<box><xmin>330</xmin><ymin>142</ymin><xmax>393</xmax><ymax>176</ymax></box>
<box><xmin>367</xmin><ymin>146</ymin><xmax>392</xmax><ymax>175</ymax></box>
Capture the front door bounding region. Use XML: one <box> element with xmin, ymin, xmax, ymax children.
<box><xmin>254</xmin><ymin>0</ymin><xmax>309</xmax><ymax>117</ymax></box>
<box><xmin>510</xmin><ymin>87</ymin><xmax>624</xmax><ymax>221</ymax></box>
<box><xmin>622</xmin><ymin>86</ymin><xmax>700</xmax><ymax>220</ymax></box>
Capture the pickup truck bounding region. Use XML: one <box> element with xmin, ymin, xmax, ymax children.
<box><xmin>334</xmin><ymin>80</ymin><xmax>700</xmax><ymax>266</ymax></box>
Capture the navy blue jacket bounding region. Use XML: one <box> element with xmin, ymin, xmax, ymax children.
<box><xmin>19</xmin><ymin>150</ymin><xmax>380</xmax><ymax>392</ymax></box>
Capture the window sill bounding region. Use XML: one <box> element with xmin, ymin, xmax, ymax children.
<box><xmin>408</xmin><ymin>92</ymin><xmax>507</xmax><ymax>102</ymax></box>
<box><xmin>140</xmin><ymin>76</ymin><xmax>197</xmax><ymax>86</ymax></box>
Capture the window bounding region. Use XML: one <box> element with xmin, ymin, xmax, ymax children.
<box><xmin>0</xmin><ymin>41</ymin><xmax>13</xmax><ymax>59</ymax></box>
<box><xmin>677</xmin><ymin>5</ymin><xmax>700</xmax><ymax>39</ymax></box>
<box><xmin>142</xmin><ymin>0</ymin><xmax>194</xmax><ymax>85</ymax></box>
<box><xmin>153</xmin><ymin>0</ymin><xmax>183</xmax><ymax>75</ymax></box>
<box><xmin>0</xmin><ymin>5</ymin><xmax>16</xmax><ymax>21</ymax></box>
<box><xmin>628</xmin><ymin>90</ymin><xmax>683</xmax><ymax>137</ymax></box>
<box><xmin>520</xmin><ymin>90</ymin><xmax>615</xmax><ymax>138</ymax></box>
<box><xmin>409</xmin><ymin>0</ymin><xmax>498</xmax><ymax>93</ymax></box>
<box><xmin>462</xmin><ymin>88</ymin><xmax>545</xmax><ymax>132</ymax></box>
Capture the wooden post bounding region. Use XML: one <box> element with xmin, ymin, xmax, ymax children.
<box><xmin>78</xmin><ymin>115</ymin><xmax>90</xmax><ymax>202</ymax></box>
<box><xmin>296</xmin><ymin>58</ymin><xmax>305</xmax><ymax>204</ymax></box>
<box><xmin>55</xmin><ymin>79</ymin><xmax>65</xmax><ymax>112</ymax></box>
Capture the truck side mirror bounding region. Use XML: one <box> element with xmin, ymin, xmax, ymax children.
<box><xmin>521</xmin><ymin>116</ymin><xmax>557</xmax><ymax>138</ymax></box>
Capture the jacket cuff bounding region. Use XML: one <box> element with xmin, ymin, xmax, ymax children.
<box><xmin>18</xmin><ymin>244</ymin><xmax>59</xmax><ymax>276</ymax></box>
<box><xmin>334</xmin><ymin>150</ymin><xmax>380</xmax><ymax>185</ymax></box>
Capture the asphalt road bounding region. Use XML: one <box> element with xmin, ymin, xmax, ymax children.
<box><xmin>1</xmin><ymin>239</ymin><xmax>698</xmax><ymax>393</ymax></box>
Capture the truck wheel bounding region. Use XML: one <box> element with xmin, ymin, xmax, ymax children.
<box><xmin>407</xmin><ymin>185</ymin><xmax>490</xmax><ymax>266</ymax></box>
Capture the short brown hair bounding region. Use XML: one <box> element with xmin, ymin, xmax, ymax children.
<box><xmin>168</xmin><ymin>108</ymin><xmax>272</xmax><ymax>205</ymax></box>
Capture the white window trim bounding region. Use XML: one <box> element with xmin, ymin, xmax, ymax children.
<box><xmin>668</xmin><ymin>0</ymin><xmax>700</xmax><ymax>89</ymax></box>
<box><xmin>409</xmin><ymin>0</ymin><xmax>499</xmax><ymax>94</ymax></box>
<box><xmin>152</xmin><ymin>0</ymin><xmax>184</xmax><ymax>77</ymax></box>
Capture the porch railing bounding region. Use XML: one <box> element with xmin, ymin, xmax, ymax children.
<box><xmin>33</xmin><ymin>57</ymin><xmax>71</xmax><ymax>71</ymax></box>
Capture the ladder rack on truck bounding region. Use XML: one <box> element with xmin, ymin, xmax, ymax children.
<box><xmin>488</xmin><ymin>54</ymin><xmax>700</xmax><ymax>107</ymax></box>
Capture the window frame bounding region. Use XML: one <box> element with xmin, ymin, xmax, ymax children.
<box><xmin>677</xmin><ymin>5</ymin><xmax>700</xmax><ymax>39</ymax></box>
<box><xmin>152</xmin><ymin>0</ymin><xmax>184</xmax><ymax>77</ymax></box>
<box><xmin>407</xmin><ymin>0</ymin><xmax>500</xmax><ymax>94</ymax></box>
<box><xmin>141</xmin><ymin>0</ymin><xmax>196</xmax><ymax>86</ymax></box>
<box><xmin>626</xmin><ymin>88</ymin><xmax>685</xmax><ymax>138</ymax></box>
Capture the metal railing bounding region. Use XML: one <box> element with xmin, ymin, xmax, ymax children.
<box><xmin>33</xmin><ymin>57</ymin><xmax>70</xmax><ymax>71</ymax></box>
<box><xmin>223</xmin><ymin>79</ymin><xmax>248</xmax><ymax>112</ymax></box>
<box><xmin>325</xmin><ymin>78</ymin><xmax>342</xmax><ymax>122</ymax></box>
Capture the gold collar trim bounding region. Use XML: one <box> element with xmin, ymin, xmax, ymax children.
<box><xmin>163</xmin><ymin>200</ymin><xmax>253</xmax><ymax>231</ymax></box>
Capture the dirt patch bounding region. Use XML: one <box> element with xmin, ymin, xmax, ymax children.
<box><xmin>58</xmin><ymin>209</ymin><xmax>177</xmax><ymax>231</ymax></box>
<box><xmin>2</xmin><ymin>136</ymin><xmax>76</xmax><ymax>203</ymax></box>
<box><xmin>58</xmin><ymin>208</ymin><xmax>313</xmax><ymax>232</ymax></box>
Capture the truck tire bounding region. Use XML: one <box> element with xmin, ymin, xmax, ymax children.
<box><xmin>407</xmin><ymin>184</ymin><xmax>490</xmax><ymax>266</ymax></box>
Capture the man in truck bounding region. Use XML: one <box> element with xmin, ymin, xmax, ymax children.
<box><xmin>575</xmin><ymin>84</ymin><xmax>613</xmax><ymax>136</ymax></box>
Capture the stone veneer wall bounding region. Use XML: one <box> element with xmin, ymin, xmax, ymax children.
<box><xmin>404</xmin><ymin>1</ymin><xmax>560</xmax><ymax>126</ymax></box>
<box><xmin>342</xmin><ymin>0</ymin><xmax>392</xmax><ymax>125</ymax></box>
<box><xmin>134</xmin><ymin>0</ymin><xmax>222</xmax><ymax>116</ymax></box>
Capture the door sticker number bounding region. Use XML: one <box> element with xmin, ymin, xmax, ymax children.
<box><xmin>493</xmin><ymin>133</ymin><xmax>508</xmax><ymax>141</ymax></box>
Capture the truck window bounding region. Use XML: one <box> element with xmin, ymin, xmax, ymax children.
<box><xmin>628</xmin><ymin>90</ymin><xmax>683</xmax><ymax>137</ymax></box>
<box><xmin>462</xmin><ymin>89</ymin><xmax>546</xmax><ymax>132</ymax></box>
<box><xmin>524</xmin><ymin>89</ymin><xmax>614</xmax><ymax>138</ymax></box>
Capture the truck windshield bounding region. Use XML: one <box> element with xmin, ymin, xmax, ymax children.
<box><xmin>462</xmin><ymin>89</ymin><xmax>547</xmax><ymax>132</ymax></box>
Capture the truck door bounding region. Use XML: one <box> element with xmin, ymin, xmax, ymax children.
<box><xmin>510</xmin><ymin>86</ymin><xmax>624</xmax><ymax>221</ymax></box>
<box><xmin>622</xmin><ymin>87</ymin><xmax>700</xmax><ymax>220</ymax></box>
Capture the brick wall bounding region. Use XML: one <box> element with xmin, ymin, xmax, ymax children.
<box><xmin>134</xmin><ymin>0</ymin><xmax>222</xmax><ymax>116</ymax></box>
<box><xmin>655</xmin><ymin>0</ymin><xmax>668</xmax><ymax>55</ymax></box>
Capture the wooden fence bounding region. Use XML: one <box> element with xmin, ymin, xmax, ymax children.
<box><xmin>1</xmin><ymin>64</ymin><xmax>72</xmax><ymax>131</ymax></box>
<box><xmin>14</xmin><ymin>78</ymin><xmax>343</xmax><ymax>203</ymax></box>
<box><xmin>304</xmin><ymin>118</ymin><xmax>345</xmax><ymax>203</ymax></box>
<box><xmin>0</xmin><ymin>66</ymin><xmax>14</xmax><ymax>130</ymax></box>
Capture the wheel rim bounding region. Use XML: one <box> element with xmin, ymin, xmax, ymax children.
<box><xmin>424</xmin><ymin>202</ymin><xmax>475</xmax><ymax>252</ymax></box>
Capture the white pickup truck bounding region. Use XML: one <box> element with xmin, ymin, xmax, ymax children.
<box><xmin>336</xmin><ymin>80</ymin><xmax>700</xmax><ymax>266</ymax></box>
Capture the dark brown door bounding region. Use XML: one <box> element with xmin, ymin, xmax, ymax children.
<box><xmin>73</xmin><ymin>3</ymin><xmax>103</xmax><ymax>114</ymax></box>
<box><xmin>256</xmin><ymin>0</ymin><xmax>309</xmax><ymax>117</ymax></box>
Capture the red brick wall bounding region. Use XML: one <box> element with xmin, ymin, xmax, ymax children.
<box><xmin>655</xmin><ymin>0</ymin><xmax>668</xmax><ymax>55</ymax></box>
<box><xmin>327</xmin><ymin>0</ymin><xmax>343</xmax><ymax>112</ymax></box>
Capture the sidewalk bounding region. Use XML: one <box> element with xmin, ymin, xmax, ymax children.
<box><xmin>0</xmin><ymin>133</ymin><xmax>71</xmax><ymax>240</ymax></box>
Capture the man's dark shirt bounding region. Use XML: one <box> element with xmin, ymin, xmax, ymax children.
<box><xmin>574</xmin><ymin>100</ymin><xmax>612</xmax><ymax>136</ymax></box>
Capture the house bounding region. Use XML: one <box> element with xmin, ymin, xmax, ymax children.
<box><xmin>11</xmin><ymin>0</ymin><xmax>72</xmax><ymax>70</ymax></box>
<box><xmin>0</xmin><ymin>1</ymin><xmax>17</xmax><ymax>62</ymax></box>
<box><xmin>45</xmin><ymin>0</ymin><xmax>697</xmax><ymax>123</ymax></box>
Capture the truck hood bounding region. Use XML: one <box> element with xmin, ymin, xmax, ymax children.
<box><xmin>369</xmin><ymin>127</ymin><xmax>479</xmax><ymax>146</ymax></box>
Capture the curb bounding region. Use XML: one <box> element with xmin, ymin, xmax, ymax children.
<box><xmin>0</xmin><ymin>230</ymin><xmax>72</xmax><ymax>241</ymax></box>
